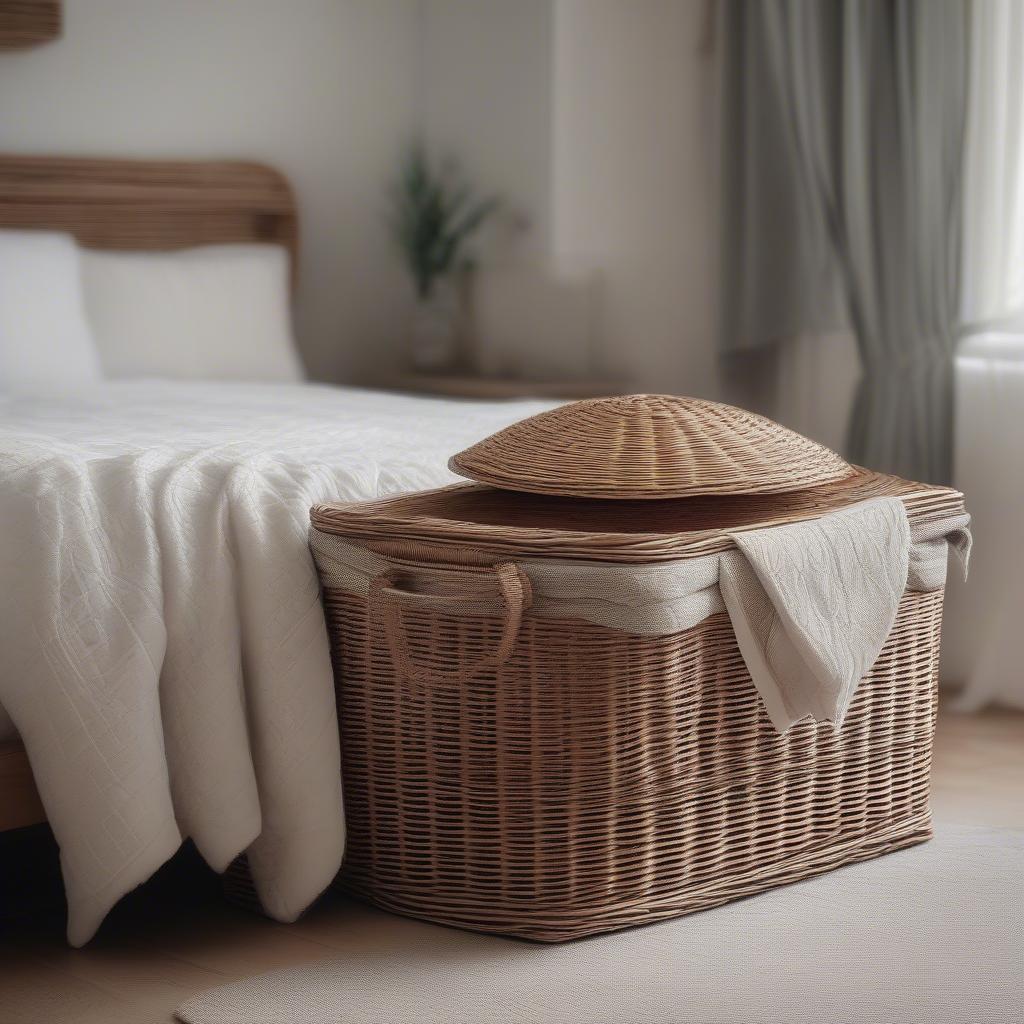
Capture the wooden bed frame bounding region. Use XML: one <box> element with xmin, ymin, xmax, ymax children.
<box><xmin>0</xmin><ymin>154</ymin><xmax>299</xmax><ymax>832</ymax></box>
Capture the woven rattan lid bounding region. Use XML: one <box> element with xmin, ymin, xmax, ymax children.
<box><xmin>448</xmin><ymin>394</ymin><xmax>854</xmax><ymax>499</ymax></box>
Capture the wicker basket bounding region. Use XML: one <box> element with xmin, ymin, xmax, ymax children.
<box><xmin>310</xmin><ymin>396</ymin><xmax>967</xmax><ymax>941</ymax></box>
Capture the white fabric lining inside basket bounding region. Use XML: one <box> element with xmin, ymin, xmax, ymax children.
<box><xmin>310</xmin><ymin>509</ymin><xmax>970</xmax><ymax>636</ymax></box>
<box><xmin>311</xmin><ymin>501</ymin><xmax>971</xmax><ymax>733</ymax></box>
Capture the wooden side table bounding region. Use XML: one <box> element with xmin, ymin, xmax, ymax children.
<box><xmin>379</xmin><ymin>374</ymin><xmax>628</xmax><ymax>401</ymax></box>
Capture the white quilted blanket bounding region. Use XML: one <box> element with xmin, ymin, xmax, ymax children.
<box><xmin>0</xmin><ymin>381</ymin><xmax>552</xmax><ymax>945</ymax></box>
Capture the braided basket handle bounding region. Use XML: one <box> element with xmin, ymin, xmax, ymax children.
<box><xmin>369</xmin><ymin>562</ymin><xmax>531</xmax><ymax>684</ymax></box>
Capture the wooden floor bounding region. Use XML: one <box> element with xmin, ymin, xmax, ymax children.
<box><xmin>1</xmin><ymin>706</ymin><xmax>1021</xmax><ymax>1024</ymax></box>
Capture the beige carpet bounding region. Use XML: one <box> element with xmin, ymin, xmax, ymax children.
<box><xmin>177</xmin><ymin>826</ymin><xmax>1023</xmax><ymax>1024</ymax></box>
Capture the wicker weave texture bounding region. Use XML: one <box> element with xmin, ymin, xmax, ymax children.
<box><xmin>325</xmin><ymin>581</ymin><xmax>942</xmax><ymax>941</ymax></box>
<box><xmin>0</xmin><ymin>1</ymin><xmax>60</xmax><ymax>49</ymax></box>
<box><xmin>449</xmin><ymin>394</ymin><xmax>854</xmax><ymax>499</ymax></box>
<box><xmin>0</xmin><ymin>155</ymin><xmax>298</xmax><ymax>273</ymax></box>
<box><xmin>312</xmin><ymin>468</ymin><xmax>966</xmax><ymax>565</ymax></box>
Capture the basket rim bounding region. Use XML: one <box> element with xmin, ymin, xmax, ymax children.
<box><xmin>311</xmin><ymin>470</ymin><xmax>966</xmax><ymax>565</ymax></box>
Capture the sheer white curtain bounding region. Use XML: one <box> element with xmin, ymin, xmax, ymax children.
<box><xmin>945</xmin><ymin>0</ymin><xmax>1024</xmax><ymax>709</ymax></box>
<box><xmin>960</xmin><ymin>0</ymin><xmax>1024</xmax><ymax>329</ymax></box>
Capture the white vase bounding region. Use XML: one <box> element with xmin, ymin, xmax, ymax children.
<box><xmin>410</xmin><ymin>283</ymin><xmax>460</xmax><ymax>371</ymax></box>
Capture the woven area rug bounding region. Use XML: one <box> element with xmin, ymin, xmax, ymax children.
<box><xmin>177</xmin><ymin>826</ymin><xmax>1023</xmax><ymax>1024</ymax></box>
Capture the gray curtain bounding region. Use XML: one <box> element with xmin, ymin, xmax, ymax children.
<box><xmin>718</xmin><ymin>4</ymin><xmax>842</xmax><ymax>358</ymax></box>
<box><xmin>720</xmin><ymin>1</ymin><xmax>970</xmax><ymax>484</ymax></box>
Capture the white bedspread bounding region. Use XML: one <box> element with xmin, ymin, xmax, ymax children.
<box><xmin>0</xmin><ymin>381</ymin><xmax>552</xmax><ymax>945</ymax></box>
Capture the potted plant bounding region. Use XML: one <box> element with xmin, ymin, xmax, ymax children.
<box><xmin>390</xmin><ymin>143</ymin><xmax>497</xmax><ymax>371</ymax></box>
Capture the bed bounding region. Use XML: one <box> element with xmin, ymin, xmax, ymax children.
<box><xmin>0</xmin><ymin>154</ymin><xmax>551</xmax><ymax>944</ymax></box>
<box><xmin>0</xmin><ymin>156</ymin><xmax>300</xmax><ymax>825</ymax></box>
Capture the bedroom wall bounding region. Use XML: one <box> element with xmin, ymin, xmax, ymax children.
<box><xmin>417</xmin><ymin>0</ymin><xmax>553</xmax><ymax>263</ymax></box>
<box><xmin>551</xmin><ymin>0</ymin><xmax>720</xmax><ymax>397</ymax></box>
<box><xmin>0</xmin><ymin>0</ymin><xmax>418</xmax><ymax>383</ymax></box>
<box><xmin>416</xmin><ymin>0</ymin><xmax>723</xmax><ymax>396</ymax></box>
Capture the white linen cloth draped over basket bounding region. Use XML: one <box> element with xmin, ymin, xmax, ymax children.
<box><xmin>311</xmin><ymin>498</ymin><xmax>972</xmax><ymax>734</ymax></box>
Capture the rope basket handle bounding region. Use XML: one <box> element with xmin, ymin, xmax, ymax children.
<box><xmin>369</xmin><ymin>562</ymin><xmax>532</xmax><ymax>684</ymax></box>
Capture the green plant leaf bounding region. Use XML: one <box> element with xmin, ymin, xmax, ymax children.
<box><xmin>387</xmin><ymin>142</ymin><xmax>498</xmax><ymax>299</ymax></box>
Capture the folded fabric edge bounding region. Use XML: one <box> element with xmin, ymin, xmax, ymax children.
<box><xmin>66</xmin><ymin>818</ymin><xmax>183</xmax><ymax>947</ymax></box>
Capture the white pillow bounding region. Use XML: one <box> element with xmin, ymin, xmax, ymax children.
<box><xmin>80</xmin><ymin>244</ymin><xmax>305</xmax><ymax>382</ymax></box>
<box><xmin>0</xmin><ymin>229</ymin><xmax>103</xmax><ymax>395</ymax></box>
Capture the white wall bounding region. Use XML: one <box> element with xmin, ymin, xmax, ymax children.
<box><xmin>0</xmin><ymin>0</ymin><xmax>417</xmax><ymax>383</ymax></box>
<box><xmin>552</xmin><ymin>0</ymin><xmax>720</xmax><ymax>396</ymax></box>
<box><xmin>418</xmin><ymin>0</ymin><xmax>553</xmax><ymax>262</ymax></box>
<box><xmin>418</xmin><ymin>0</ymin><xmax>723</xmax><ymax>394</ymax></box>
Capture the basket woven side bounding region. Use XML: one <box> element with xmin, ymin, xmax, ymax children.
<box><xmin>326</xmin><ymin>584</ymin><xmax>941</xmax><ymax>941</ymax></box>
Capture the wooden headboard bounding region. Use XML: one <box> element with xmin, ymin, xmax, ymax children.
<box><xmin>0</xmin><ymin>154</ymin><xmax>298</xmax><ymax>270</ymax></box>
